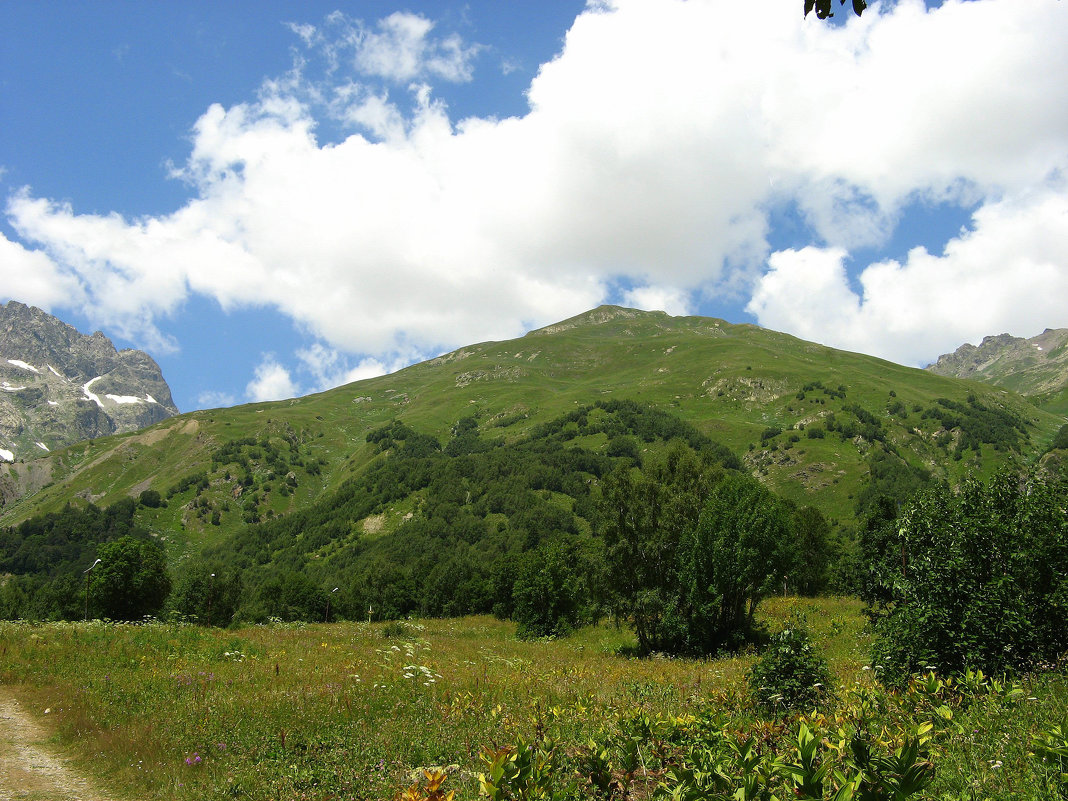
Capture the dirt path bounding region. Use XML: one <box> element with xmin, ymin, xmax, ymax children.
<box><xmin>0</xmin><ymin>688</ymin><xmax>112</xmax><ymax>801</ymax></box>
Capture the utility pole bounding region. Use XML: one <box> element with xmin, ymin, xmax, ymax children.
<box><xmin>326</xmin><ymin>587</ymin><xmax>339</xmax><ymax>623</ymax></box>
<box><xmin>206</xmin><ymin>573</ymin><xmax>215</xmax><ymax>626</ymax></box>
<box><xmin>83</xmin><ymin>558</ymin><xmax>101</xmax><ymax>621</ymax></box>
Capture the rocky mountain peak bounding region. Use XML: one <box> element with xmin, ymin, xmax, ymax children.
<box><xmin>0</xmin><ymin>300</ymin><xmax>179</xmax><ymax>462</ymax></box>
<box><xmin>926</xmin><ymin>328</ymin><xmax>1068</xmax><ymax>398</ymax></box>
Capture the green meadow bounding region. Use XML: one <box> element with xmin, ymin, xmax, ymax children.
<box><xmin>2</xmin><ymin>598</ymin><xmax>1066</xmax><ymax>800</ymax></box>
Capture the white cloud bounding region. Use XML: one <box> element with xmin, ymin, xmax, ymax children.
<box><xmin>5</xmin><ymin>0</ymin><xmax>1068</xmax><ymax>371</ymax></box>
<box><xmin>296</xmin><ymin>342</ymin><xmax>391</xmax><ymax>391</ymax></box>
<box><xmin>197</xmin><ymin>389</ymin><xmax>237</xmax><ymax>409</ymax></box>
<box><xmin>747</xmin><ymin>185</ymin><xmax>1068</xmax><ymax>365</ymax></box>
<box><xmin>303</xmin><ymin>10</ymin><xmax>481</xmax><ymax>87</ymax></box>
<box><xmin>355</xmin><ymin>12</ymin><xmax>480</xmax><ymax>83</ymax></box>
<box><xmin>622</xmin><ymin>285</ymin><xmax>692</xmax><ymax>318</ymax></box>
<box><xmin>246</xmin><ymin>354</ymin><xmax>299</xmax><ymax>402</ymax></box>
<box><xmin>0</xmin><ymin>232</ymin><xmax>83</xmax><ymax>310</ymax></box>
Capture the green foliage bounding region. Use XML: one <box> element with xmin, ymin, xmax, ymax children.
<box><xmin>167</xmin><ymin>562</ymin><xmax>243</xmax><ymax>626</ymax></box>
<box><xmin>682</xmin><ymin>473</ymin><xmax>795</xmax><ymax>654</ymax></box>
<box><xmin>204</xmin><ymin>403</ymin><xmax>738</xmax><ymax>627</ymax></box>
<box><xmin>512</xmin><ymin>539</ymin><xmax>591</xmax><ymax>639</ymax></box>
<box><xmin>761</xmin><ymin>425</ymin><xmax>782</xmax><ymax>442</ymax></box>
<box><xmin>90</xmin><ymin>535</ymin><xmax>171</xmax><ymax>620</ymax></box>
<box><xmin>748</xmin><ymin>623</ymin><xmax>833</xmax><ymax>713</ymax></box>
<box><xmin>605</xmin><ymin>434</ymin><xmax>639</xmax><ymax>461</ymax></box>
<box><xmin>791</xmin><ymin>506</ymin><xmax>830</xmax><ymax>596</ymax></box>
<box><xmin>5</xmin><ymin>599</ymin><xmax>1066</xmax><ymax>801</ymax></box>
<box><xmin>1050</xmin><ymin>423</ymin><xmax>1068</xmax><ymax>452</ymax></box>
<box><xmin>599</xmin><ymin>445</ymin><xmax>722</xmax><ymax>654</ymax></box>
<box><xmin>824</xmin><ymin>404</ymin><xmax>885</xmax><ymax>443</ymax></box>
<box><xmin>239</xmin><ymin>570</ymin><xmax>329</xmax><ymax>623</ymax></box>
<box><xmin>854</xmin><ymin>447</ymin><xmax>932</xmax><ymax>522</ymax></box>
<box><xmin>867</xmin><ymin>470</ymin><xmax>1068</xmax><ymax>683</ymax></box>
<box><xmin>1033</xmin><ymin>714</ymin><xmax>1068</xmax><ymax>799</ymax></box>
<box><xmin>599</xmin><ymin>456</ymin><xmax>809</xmax><ymax>656</ymax></box>
<box><xmin>167</xmin><ymin>471</ymin><xmax>209</xmax><ymax>498</ymax></box>
<box><xmin>0</xmin><ymin>499</ymin><xmax>164</xmax><ymax>620</ymax></box>
<box><xmin>137</xmin><ymin>489</ymin><xmax>162</xmax><ymax>508</ymax></box>
<box><xmin>921</xmin><ymin>395</ymin><xmax>1029</xmax><ymax>456</ymax></box>
<box><xmin>478</xmin><ymin>738</ymin><xmax>572</xmax><ymax>800</ymax></box>
<box><xmin>380</xmin><ymin>620</ymin><xmax>414</xmax><ymax>638</ymax></box>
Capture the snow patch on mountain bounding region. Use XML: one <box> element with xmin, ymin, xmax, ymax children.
<box><xmin>8</xmin><ymin>359</ymin><xmax>39</xmax><ymax>373</ymax></box>
<box><xmin>0</xmin><ymin>449</ymin><xmax>13</xmax><ymax>462</ymax></box>
<box><xmin>105</xmin><ymin>394</ymin><xmax>145</xmax><ymax>405</ymax></box>
<box><xmin>82</xmin><ymin>376</ymin><xmax>104</xmax><ymax>408</ymax></box>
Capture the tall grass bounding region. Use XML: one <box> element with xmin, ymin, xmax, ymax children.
<box><xmin>0</xmin><ymin>599</ymin><xmax>1065</xmax><ymax>800</ymax></box>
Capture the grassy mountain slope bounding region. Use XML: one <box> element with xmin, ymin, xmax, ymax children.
<box><xmin>1</xmin><ymin>307</ymin><xmax>1061</xmax><ymax>557</ymax></box>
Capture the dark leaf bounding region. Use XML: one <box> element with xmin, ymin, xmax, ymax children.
<box><xmin>853</xmin><ymin>0</ymin><xmax>868</xmax><ymax>15</ymax></box>
<box><xmin>804</xmin><ymin>0</ymin><xmax>815</xmax><ymax>16</ymax></box>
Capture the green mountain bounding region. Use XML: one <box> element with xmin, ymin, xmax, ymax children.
<box><xmin>927</xmin><ymin>328</ymin><xmax>1068</xmax><ymax>416</ymax></box>
<box><xmin>1</xmin><ymin>306</ymin><xmax>1061</xmax><ymax>562</ymax></box>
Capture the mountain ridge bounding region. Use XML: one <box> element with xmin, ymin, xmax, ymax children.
<box><xmin>926</xmin><ymin>327</ymin><xmax>1068</xmax><ymax>414</ymax></box>
<box><xmin>0</xmin><ymin>307</ymin><xmax>1061</xmax><ymax>553</ymax></box>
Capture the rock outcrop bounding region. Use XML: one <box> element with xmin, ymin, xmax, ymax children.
<box><xmin>0</xmin><ymin>301</ymin><xmax>179</xmax><ymax>461</ymax></box>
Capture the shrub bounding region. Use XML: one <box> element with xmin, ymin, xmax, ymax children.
<box><xmin>748</xmin><ymin>623</ymin><xmax>833</xmax><ymax>714</ymax></box>
<box><xmin>868</xmin><ymin>470</ymin><xmax>1068</xmax><ymax>684</ymax></box>
<box><xmin>682</xmin><ymin>473</ymin><xmax>795</xmax><ymax>654</ymax></box>
<box><xmin>380</xmin><ymin>620</ymin><xmax>413</xmax><ymax>639</ymax></box>
<box><xmin>512</xmin><ymin>541</ymin><xmax>585</xmax><ymax>639</ymax></box>
<box><xmin>138</xmin><ymin>489</ymin><xmax>162</xmax><ymax>508</ymax></box>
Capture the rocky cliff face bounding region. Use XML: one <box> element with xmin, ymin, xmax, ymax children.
<box><xmin>0</xmin><ymin>301</ymin><xmax>179</xmax><ymax>461</ymax></box>
<box><xmin>926</xmin><ymin>328</ymin><xmax>1068</xmax><ymax>397</ymax></box>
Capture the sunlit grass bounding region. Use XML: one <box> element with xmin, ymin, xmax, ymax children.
<box><xmin>1</xmin><ymin>599</ymin><xmax>1065</xmax><ymax>800</ymax></box>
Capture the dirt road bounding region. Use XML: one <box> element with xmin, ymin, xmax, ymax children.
<box><xmin>0</xmin><ymin>688</ymin><xmax>112</xmax><ymax>801</ymax></box>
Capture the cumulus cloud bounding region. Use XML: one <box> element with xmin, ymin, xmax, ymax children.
<box><xmin>246</xmin><ymin>354</ymin><xmax>299</xmax><ymax>402</ymax></box>
<box><xmin>5</xmin><ymin>0</ymin><xmax>1068</xmax><ymax>375</ymax></box>
<box><xmin>355</xmin><ymin>12</ymin><xmax>480</xmax><ymax>83</ymax></box>
<box><xmin>197</xmin><ymin>389</ymin><xmax>237</xmax><ymax>409</ymax></box>
<box><xmin>0</xmin><ymin>232</ymin><xmax>83</xmax><ymax>311</ymax></box>
<box><xmin>296</xmin><ymin>343</ymin><xmax>392</xmax><ymax>392</ymax></box>
<box><xmin>622</xmin><ymin>285</ymin><xmax>692</xmax><ymax>318</ymax></box>
<box><xmin>292</xmin><ymin>10</ymin><xmax>481</xmax><ymax>86</ymax></box>
<box><xmin>748</xmin><ymin>185</ymin><xmax>1068</xmax><ymax>365</ymax></box>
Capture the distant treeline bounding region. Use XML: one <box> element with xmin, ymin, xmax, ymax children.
<box><xmin>0</xmin><ymin>499</ymin><xmax>167</xmax><ymax>620</ymax></box>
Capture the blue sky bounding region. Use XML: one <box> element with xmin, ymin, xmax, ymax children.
<box><xmin>2</xmin><ymin>0</ymin><xmax>1066</xmax><ymax>412</ymax></box>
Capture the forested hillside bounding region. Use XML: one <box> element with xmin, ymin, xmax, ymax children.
<box><xmin>1</xmin><ymin>308</ymin><xmax>1064</xmax><ymax>635</ymax></box>
<box><xmin>3</xmin><ymin>308</ymin><xmax>1058</xmax><ymax>546</ymax></box>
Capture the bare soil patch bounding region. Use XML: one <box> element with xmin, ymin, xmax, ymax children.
<box><xmin>0</xmin><ymin>688</ymin><xmax>113</xmax><ymax>801</ymax></box>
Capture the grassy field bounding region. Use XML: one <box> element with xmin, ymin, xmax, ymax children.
<box><xmin>1</xmin><ymin>598</ymin><xmax>1066</xmax><ymax>800</ymax></box>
